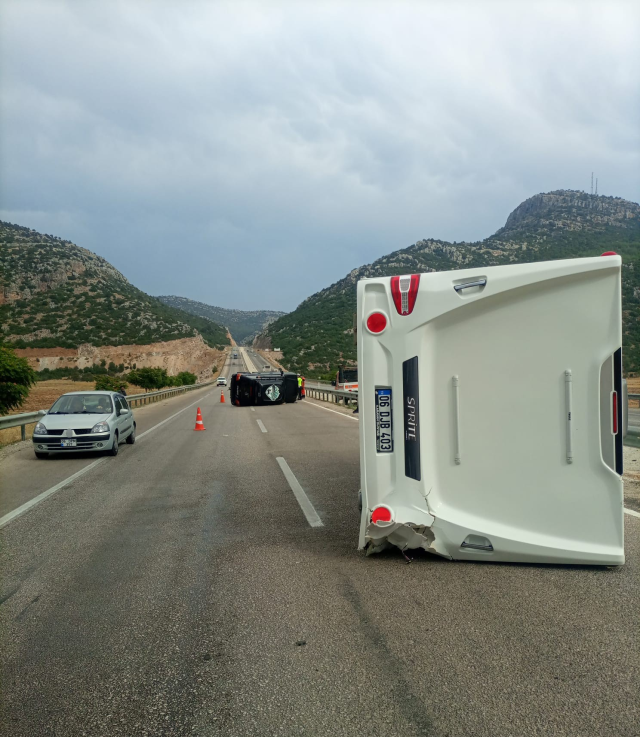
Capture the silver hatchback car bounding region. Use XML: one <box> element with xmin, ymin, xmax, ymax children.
<box><xmin>32</xmin><ymin>391</ymin><xmax>136</xmax><ymax>459</ymax></box>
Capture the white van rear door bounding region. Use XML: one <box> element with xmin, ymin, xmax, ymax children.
<box><xmin>357</xmin><ymin>256</ymin><xmax>624</xmax><ymax>565</ymax></box>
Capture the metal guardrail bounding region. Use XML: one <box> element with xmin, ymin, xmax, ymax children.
<box><xmin>627</xmin><ymin>394</ymin><xmax>640</xmax><ymax>438</ymax></box>
<box><xmin>126</xmin><ymin>382</ymin><xmax>214</xmax><ymax>407</ymax></box>
<box><xmin>305</xmin><ymin>385</ymin><xmax>358</xmax><ymax>406</ymax></box>
<box><xmin>0</xmin><ymin>382</ymin><xmax>214</xmax><ymax>441</ymax></box>
<box><xmin>0</xmin><ymin>410</ymin><xmax>48</xmax><ymax>439</ymax></box>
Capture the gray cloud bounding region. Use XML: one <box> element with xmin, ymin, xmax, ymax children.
<box><xmin>1</xmin><ymin>0</ymin><xmax>639</xmax><ymax>311</ymax></box>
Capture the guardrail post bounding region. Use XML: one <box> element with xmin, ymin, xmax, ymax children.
<box><xmin>21</xmin><ymin>424</ymin><xmax>26</xmax><ymax>441</ymax></box>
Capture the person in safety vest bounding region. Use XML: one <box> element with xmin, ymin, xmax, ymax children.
<box><xmin>297</xmin><ymin>375</ymin><xmax>303</xmax><ymax>400</ymax></box>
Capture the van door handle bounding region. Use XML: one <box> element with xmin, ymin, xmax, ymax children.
<box><xmin>454</xmin><ymin>279</ymin><xmax>487</xmax><ymax>293</ymax></box>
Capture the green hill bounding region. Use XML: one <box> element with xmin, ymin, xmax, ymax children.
<box><xmin>259</xmin><ymin>190</ymin><xmax>640</xmax><ymax>377</ymax></box>
<box><xmin>156</xmin><ymin>295</ymin><xmax>285</xmax><ymax>345</ymax></box>
<box><xmin>0</xmin><ymin>222</ymin><xmax>230</xmax><ymax>349</ymax></box>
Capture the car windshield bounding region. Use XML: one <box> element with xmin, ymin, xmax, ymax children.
<box><xmin>49</xmin><ymin>394</ymin><xmax>113</xmax><ymax>414</ymax></box>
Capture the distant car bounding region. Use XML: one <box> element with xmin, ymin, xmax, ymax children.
<box><xmin>217</xmin><ymin>377</ymin><xmax>227</xmax><ymax>386</ymax></box>
<box><xmin>32</xmin><ymin>391</ymin><xmax>135</xmax><ymax>459</ymax></box>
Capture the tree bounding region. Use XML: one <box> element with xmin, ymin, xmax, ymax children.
<box><xmin>95</xmin><ymin>375</ymin><xmax>127</xmax><ymax>392</ymax></box>
<box><xmin>126</xmin><ymin>367</ymin><xmax>169</xmax><ymax>392</ymax></box>
<box><xmin>0</xmin><ymin>347</ymin><xmax>37</xmax><ymax>414</ymax></box>
<box><xmin>174</xmin><ymin>371</ymin><xmax>197</xmax><ymax>386</ymax></box>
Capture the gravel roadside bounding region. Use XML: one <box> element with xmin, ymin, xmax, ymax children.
<box><xmin>624</xmin><ymin>445</ymin><xmax>640</xmax><ymax>512</ymax></box>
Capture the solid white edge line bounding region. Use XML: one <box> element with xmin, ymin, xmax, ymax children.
<box><xmin>256</xmin><ymin>419</ymin><xmax>267</xmax><ymax>433</ymax></box>
<box><xmin>302</xmin><ymin>400</ymin><xmax>359</xmax><ymax>421</ymax></box>
<box><xmin>0</xmin><ymin>389</ymin><xmax>214</xmax><ymax>529</ymax></box>
<box><xmin>276</xmin><ymin>457</ymin><xmax>323</xmax><ymax>528</ymax></box>
<box><xmin>625</xmin><ymin>508</ymin><xmax>640</xmax><ymax>518</ymax></box>
<box><xmin>0</xmin><ymin>458</ymin><xmax>106</xmax><ymax>529</ymax></box>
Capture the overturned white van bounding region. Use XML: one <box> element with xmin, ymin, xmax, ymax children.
<box><xmin>357</xmin><ymin>255</ymin><xmax>625</xmax><ymax>565</ymax></box>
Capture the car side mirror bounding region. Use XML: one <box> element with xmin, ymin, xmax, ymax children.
<box><xmin>119</xmin><ymin>408</ymin><xmax>128</xmax><ymax>415</ymax></box>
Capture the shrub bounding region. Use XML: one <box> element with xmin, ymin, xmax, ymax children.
<box><xmin>0</xmin><ymin>347</ymin><xmax>37</xmax><ymax>413</ymax></box>
<box><xmin>174</xmin><ymin>371</ymin><xmax>197</xmax><ymax>386</ymax></box>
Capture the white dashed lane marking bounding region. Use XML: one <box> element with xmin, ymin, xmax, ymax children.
<box><xmin>276</xmin><ymin>457</ymin><xmax>323</xmax><ymax>528</ymax></box>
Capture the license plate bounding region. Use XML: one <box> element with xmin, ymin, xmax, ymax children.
<box><xmin>61</xmin><ymin>439</ymin><xmax>77</xmax><ymax>447</ymax></box>
<box><xmin>375</xmin><ymin>387</ymin><xmax>393</xmax><ymax>453</ymax></box>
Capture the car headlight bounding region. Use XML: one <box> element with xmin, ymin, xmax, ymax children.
<box><xmin>91</xmin><ymin>421</ymin><xmax>110</xmax><ymax>434</ymax></box>
<box><xmin>34</xmin><ymin>422</ymin><xmax>47</xmax><ymax>435</ymax></box>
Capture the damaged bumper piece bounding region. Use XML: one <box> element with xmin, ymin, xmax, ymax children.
<box><xmin>362</xmin><ymin>508</ymin><xmax>625</xmax><ymax>565</ymax></box>
<box><xmin>357</xmin><ymin>258</ymin><xmax>626</xmax><ymax>566</ymax></box>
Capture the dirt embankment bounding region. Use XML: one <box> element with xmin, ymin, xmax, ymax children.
<box><xmin>252</xmin><ymin>334</ymin><xmax>273</xmax><ymax>350</ymax></box>
<box><xmin>14</xmin><ymin>336</ymin><xmax>228</xmax><ymax>383</ymax></box>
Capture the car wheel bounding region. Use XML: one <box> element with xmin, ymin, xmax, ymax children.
<box><xmin>35</xmin><ymin>451</ymin><xmax>49</xmax><ymax>459</ymax></box>
<box><xmin>109</xmin><ymin>432</ymin><xmax>119</xmax><ymax>456</ymax></box>
<box><xmin>126</xmin><ymin>424</ymin><xmax>136</xmax><ymax>444</ymax></box>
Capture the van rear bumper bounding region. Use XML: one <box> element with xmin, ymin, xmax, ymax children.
<box><xmin>363</xmin><ymin>514</ymin><xmax>625</xmax><ymax>566</ymax></box>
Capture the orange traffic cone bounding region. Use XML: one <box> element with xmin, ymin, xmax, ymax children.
<box><xmin>220</xmin><ymin>391</ymin><xmax>225</xmax><ymax>403</ymax></box>
<box><xmin>194</xmin><ymin>407</ymin><xmax>206</xmax><ymax>431</ymax></box>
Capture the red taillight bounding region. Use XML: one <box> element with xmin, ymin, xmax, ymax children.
<box><xmin>601</xmin><ymin>251</ymin><xmax>618</xmax><ymax>256</ymax></box>
<box><xmin>371</xmin><ymin>506</ymin><xmax>393</xmax><ymax>524</ymax></box>
<box><xmin>390</xmin><ymin>274</ymin><xmax>420</xmax><ymax>315</ymax></box>
<box><xmin>366</xmin><ymin>312</ymin><xmax>387</xmax><ymax>334</ymax></box>
<box><xmin>613</xmin><ymin>392</ymin><xmax>618</xmax><ymax>434</ymax></box>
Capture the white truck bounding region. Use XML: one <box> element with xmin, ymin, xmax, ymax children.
<box><xmin>357</xmin><ymin>255</ymin><xmax>625</xmax><ymax>565</ymax></box>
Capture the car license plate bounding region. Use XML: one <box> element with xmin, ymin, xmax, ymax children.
<box><xmin>375</xmin><ymin>387</ymin><xmax>393</xmax><ymax>453</ymax></box>
<box><xmin>61</xmin><ymin>439</ymin><xmax>77</xmax><ymax>447</ymax></box>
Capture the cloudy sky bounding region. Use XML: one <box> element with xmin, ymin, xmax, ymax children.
<box><xmin>1</xmin><ymin>0</ymin><xmax>639</xmax><ymax>312</ymax></box>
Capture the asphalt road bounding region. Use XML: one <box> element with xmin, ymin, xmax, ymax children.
<box><xmin>1</xmin><ymin>355</ymin><xmax>639</xmax><ymax>736</ymax></box>
<box><xmin>241</xmin><ymin>347</ymin><xmax>277</xmax><ymax>373</ymax></box>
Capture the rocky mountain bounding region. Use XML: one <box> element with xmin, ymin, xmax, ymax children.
<box><xmin>259</xmin><ymin>190</ymin><xmax>640</xmax><ymax>377</ymax></box>
<box><xmin>156</xmin><ymin>295</ymin><xmax>285</xmax><ymax>345</ymax></box>
<box><xmin>0</xmin><ymin>221</ymin><xmax>230</xmax><ymax>350</ymax></box>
